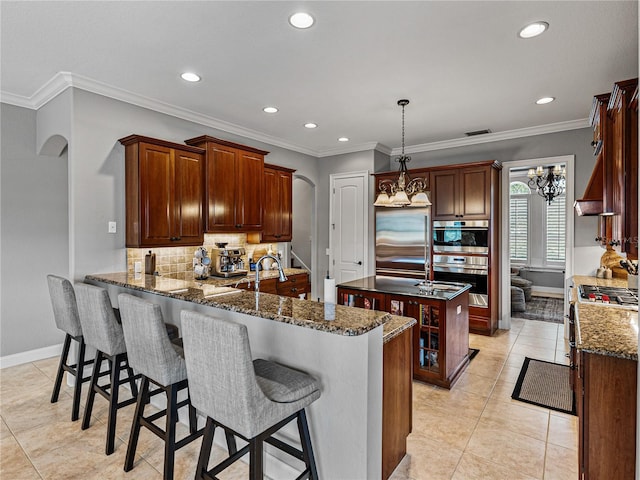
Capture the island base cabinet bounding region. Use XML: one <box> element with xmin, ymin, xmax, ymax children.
<box><xmin>382</xmin><ymin>327</ymin><xmax>412</xmax><ymax>480</ymax></box>
<box><xmin>389</xmin><ymin>292</ymin><xmax>469</xmax><ymax>389</ymax></box>
<box><xmin>578</xmin><ymin>350</ymin><xmax>637</xmax><ymax>479</ymax></box>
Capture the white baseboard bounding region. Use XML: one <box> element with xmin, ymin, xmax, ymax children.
<box><xmin>0</xmin><ymin>343</ymin><xmax>63</xmax><ymax>369</ymax></box>
<box><xmin>532</xmin><ymin>286</ymin><xmax>564</xmax><ymax>297</ymax></box>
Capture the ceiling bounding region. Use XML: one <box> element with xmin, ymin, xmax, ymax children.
<box><xmin>1</xmin><ymin>1</ymin><xmax>638</xmax><ymax>157</ymax></box>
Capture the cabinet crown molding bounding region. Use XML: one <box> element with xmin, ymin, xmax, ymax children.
<box><xmin>118</xmin><ymin>134</ymin><xmax>205</xmax><ymax>154</ymax></box>
<box><xmin>185</xmin><ymin>135</ymin><xmax>269</xmax><ymax>156</ymax></box>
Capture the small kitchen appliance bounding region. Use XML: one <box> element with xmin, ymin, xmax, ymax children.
<box><xmin>210</xmin><ymin>246</ymin><xmax>248</xmax><ymax>278</ymax></box>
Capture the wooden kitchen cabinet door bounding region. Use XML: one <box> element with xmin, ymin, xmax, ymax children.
<box><xmin>121</xmin><ymin>135</ymin><xmax>205</xmax><ymax>247</ymax></box>
<box><xmin>186</xmin><ymin>135</ymin><xmax>268</xmax><ymax>233</ymax></box>
<box><xmin>261</xmin><ymin>164</ymin><xmax>294</xmax><ymax>242</ymax></box>
<box><xmin>205</xmin><ymin>143</ymin><xmax>237</xmax><ymax>231</ymax></box>
<box><xmin>431</xmin><ymin>165</ymin><xmax>492</xmax><ymax>220</ymax></box>
<box><xmin>237</xmin><ymin>150</ymin><xmax>264</xmax><ymax>230</ymax></box>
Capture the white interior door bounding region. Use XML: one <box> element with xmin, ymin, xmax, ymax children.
<box><xmin>330</xmin><ymin>172</ymin><xmax>368</xmax><ymax>284</ymax></box>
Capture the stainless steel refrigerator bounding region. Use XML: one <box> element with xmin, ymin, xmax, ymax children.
<box><xmin>375</xmin><ymin>207</ymin><xmax>430</xmax><ymax>279</ymax></box>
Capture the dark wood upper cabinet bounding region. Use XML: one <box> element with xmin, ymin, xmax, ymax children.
<box><xmin>430</xmin><ymin>163</ymin><xmax>494</xmax><ymax>220</ymax></box>
<box><xmin>185</xmin><ymin>136</ymin><xmax>268</xmax><ymax>232</ymax></box>
<box><xmin>608</xmin><ymin>79</ymin><xmax>638</xmax><ymax>254</ymax></box>
<box><xmin>575</xmin><ymin>78</ymin><xmax>638</xmax><ymax>259</ymax></box>
<box><xmin>261</xmin><ymin>164</ymin><xmax>295</xmax><ymax>242</ymax></box>
<box><xmin>120</xmin><ymin>135</ymin><xmax>205</xmax><ymax>248</ymax></box>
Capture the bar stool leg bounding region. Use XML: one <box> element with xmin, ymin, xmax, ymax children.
<box><xmin>105</xmin><ymin>353</ymin><xmax>123</xmax><ymax>455</ymax></box>
<box><xmin>188</xmin><ymin>391</ymin><xmax>197</xmax><ymax>435</ymax></box>
<box><xmin>196</xmin><ymin>417</ymin><xmax>216</xmax><ymax>480</ymax></box>
<box><xmin>126</xmin><ymin>363</ymin><xmax>138</xmax><ymax>398</ymax></box>
<box><xmin>71</xmin><ymin>337</ymin><xmax>87</xmax><ymax>421</ymax></box>
<box><xmin>249</xmin><ymin>437</ymin><xmax>263</xmax><ymax>480</ymax></box>
<box><xmin>163</xmin><ymin>384</ymin><xmax>179</xmax><ymax>480</ymax></box>
<box><xmin>124</xmin><ymin>376</ymin><xmax>149</xmax><ymax>472</ymax></box>
<box><xmin>82</xmin><ymin>350</ymin><xmax>104</xmax><ymax>430</ymax></box>
<box><xmin>51</xmin><ymin>334</ymin><xmax>72</xmax><ymax>404</ymax></box>
<box><xmin>297</xmin><ymin>409</ymin><xmax>318</xmax><ymax>480</ymax></box>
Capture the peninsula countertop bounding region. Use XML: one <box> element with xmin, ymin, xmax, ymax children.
<box><xmin>572</xmin><ymin>275</ymin><xmax>638</xmax><ymax>360</ymax></box>
<box><xmin>86</xmin><ymin>272</ymin><xmax>416</xmax><ymax>342</ymax></box>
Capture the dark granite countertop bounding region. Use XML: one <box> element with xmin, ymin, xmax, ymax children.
<box><xmin>572</xmin><ymin>275</ymin><xmax>638</xmax><ymax>361</ymax></box>
<box><xmin>86</xmin><ymin>272</ymin><xmax>415</xmax><ymax>342</ymax></box>
<box><xmin>337</xmin><ymin>275</ymin><xmax>472</xmax><ymax>301</ymax></box>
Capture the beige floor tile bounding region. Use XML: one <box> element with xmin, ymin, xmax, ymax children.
<box><xmin>465</xmin><ymin>420</ymin><xmax>546</xmax><ymax>478</ymax></box>
<box><xmin>452</xmin><ymin>451</ymin><xmax>538</xmax><ymax>480</ymax></box>
<box><xmin>479</xmin><ymin>398</ymin><xmax>550</xmax><ymax>441</ymax></box>
<box><xmin>32</xmin><ymin>356</ymin><xmax>63</xmax><ymax>381</ymax></box>
<box><xmin>504</xmin><ymin>352</ymin><xmax>528</xmax><ymax>369</ymax></box>
<box><xmin>544</xmin><ymin>443</ymin><xmax>578</xmax><ymax>480</ymax></box>
<box><xmin>514</xmin><ymin>334</ymin><xmax>558</xmax><ymax>350</ymax></box>
<box><xmin>497</xmin><ymin>364</ymin><xmax>523</xmax><ymax>384</ymax></box>
<box><xmin>1</xmin><ymin>388</ymin><xmax>77</xmax><ymax>434</ymax></box>
<box><xmin>415</xmin><ymin>384</ymin><xmax>488</xmax><ymax>420</ymax></box>
<box><xmin>510</xmin><ymin>343</ymin><xmax>557</xmax><ymax>362</ymax></box>
<box><xmin>453</xmin><ymin>371</ymin><xmax>496</xmax><ymax>398</ymax></box>
<box><xmin>547</xmin><ymin>413</ymin><xmax>578</xmax><ymax>450</ymax></box>
<box><xmin>390</xmin><ymin>433</ymin><xmax>464</xmax><ymax>480</ymax></box>
<box><xmin>554</xmin><ymin>350</ymin><xmax>571</xmax><ymax>365</ymax></box>
<box><xmin>464</xmin><ymin>357</ymin><xmax>505</xmax><ymax>380</ymax></box>
<box><xmin>411</xmin><ymin>404</ymin><xmax>480</xmax><ymax>451</ymax></box>
<box><xmin>0</xmin><ymin>363</ymin><xmax>55</xmax><ymax>407</ymax></box>
<box><xmin>519</xmin><ymin>323</ymin><xmax>560</xmax><ymax>341</ymax></box>
<box><xmin>0</xmin><ymin>432</ymin><xmax>42</xmax><ymax>480</ymax></box>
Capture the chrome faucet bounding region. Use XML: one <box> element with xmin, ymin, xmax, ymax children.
<box><xmin>254</xmin><ymin>254</ymin><xmax>287</xmax><ymax>292</ymax></box>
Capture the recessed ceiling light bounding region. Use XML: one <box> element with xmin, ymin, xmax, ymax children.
<box><xmin>180</xmin><ymin>72</ymin><xmax>201</xmax><ymax>82</ymax></box>
<box><xmin>289</xmin><ymin>12</ymin><xmax>314</xmax><ymax>29</ymax></box>
<box><xmin>338</xmin><ymin>137</ymin><xmax>349</xmax><ymax>142</ymax></box>
<box><xmin>518</xmin><ymin>21</ymin><xmax>549</xmax><ymax>39</ymax></box>
<box><xmin>536</xmin><ymin>96</ymin><xmax>555</xmax><ymax>105</ymax></box>
<box><xmin>304</xmin><ymin>123</ymin><xmax>318</xmax><ymax>129</ymax></box>
<box><xmin>263</xmin><ymin>106</ymin><xmax>278</xmax><ymax>113</ymax></box>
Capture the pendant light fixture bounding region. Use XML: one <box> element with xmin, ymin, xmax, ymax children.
<box><xmin>527</xmin><ymin>164</ymin><xmax>566</xmax><ymax>205</ymax></box>
<box><xmin>374</xmin><ymin>99</ymin><xmax>430</xmax><ymax>207</ymax></box>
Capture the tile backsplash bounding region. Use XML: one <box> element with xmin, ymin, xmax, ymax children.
<box><xmin>126</xmin><ymin>234</ymin><xmax>286</xmax><ymax>275</ymax></box>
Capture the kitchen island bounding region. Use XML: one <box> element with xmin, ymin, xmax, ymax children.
<box><xmin>570</xmin><ymin>275</ymin><xmax>638</xmax><ymax>480</ymax></box>
<box><xmin>86</xmin><ymin>272</ymin><xmax>416</xmax><ymax>480</ymax></box>
<box><xmin>338</xmin><ymin>276</ymin><xmax>471</xmax><ymax>388</ymax></box>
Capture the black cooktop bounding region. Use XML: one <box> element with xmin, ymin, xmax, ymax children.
<box><xmin>578</xmin><ymin>285</ymin><xmax>639</xmax><ymax>308</ymax></box>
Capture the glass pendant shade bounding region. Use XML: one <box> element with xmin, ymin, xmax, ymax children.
<box><xmin>373</xmin><ymin>192</ymin><xmax>391</xmax><ymax>206</ymax></box>
<box><xmin>391</xmin><ymin>190</ymin><xmax>410</xmax><ymax>206</ymax></box>
<box><xmin>410</xmin><ymin>191</ymin><xmax>431</xmax><ymax>207</ymax></box>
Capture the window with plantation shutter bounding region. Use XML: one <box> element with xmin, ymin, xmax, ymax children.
<box><xmin>510</xmin><ymin>182</ymin><xmax>530</xmax><ymax>264</ymax></box>
<box><xmin>545</xmin><ymin>194</ymin><xmax>566</xmax><ymax>264</ymax></box>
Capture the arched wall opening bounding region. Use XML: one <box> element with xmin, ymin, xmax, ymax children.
<box><xmin>292</xmin><ymin>174</ymin><xmax>317</xmax><ymax>298</ymax></box>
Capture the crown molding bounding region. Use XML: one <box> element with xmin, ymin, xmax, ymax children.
<box><xmin>2</xmin><ymin>72</ymin><xmax>590</xmax><ymax>159</ymax></box>
<box><xmin>390</xmin><ymin>118</ymin><xmax>590</xmax><ymax>155</ymax></box>
<box><xmin>2</xmin><ymin>72</ymin><xmax>320</xmax><ymax>157</ymax></box>
<box><xmin>317</xmin><ymin>142</ymin><xmax>392</xmax><ymax>158</ymax></box>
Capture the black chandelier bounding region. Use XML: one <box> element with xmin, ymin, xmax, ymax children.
<box><xmin>527</xmin><ymin>165</ymin><xmax>566</xmax><ymax>205</ymax></box>
<box><xmin>373</xmin><ymin>99</ymin><xmax>430</xmax><ymax>207</ymax></box>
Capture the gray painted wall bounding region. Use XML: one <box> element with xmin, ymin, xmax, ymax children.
<box><xmin>1</xmin><ymin>104</ymin><xmax>69</xmax><ymax>355</ymax></box>
<box><xmin>400</xmin><ymin>128</ymin><xmax>597</xmax><ymax>247</ymax></box>
<box><xmin>1</xmin><ymin>89</ymin><xmax>318</xmax><ymax>358</ymax></box>
<box><xmin>316</xmin><ymin>150</ymin><xmax>377</xmax><ymax>299</ymax></box>
<box><xmin>292</xmin><ymin>177</ymin><xmax>313</xmax><ymax>269</ymax></box>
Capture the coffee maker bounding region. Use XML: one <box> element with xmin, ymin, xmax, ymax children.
<box><xmin>210</xmin><ymin>245</ymin><xmax>248</xmax><ymax>278</ymax></box>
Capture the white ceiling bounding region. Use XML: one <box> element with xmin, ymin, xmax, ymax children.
<box><xmin>1</xmin><ymin>1</ymin><xmax>638</xmax><ymax>157</ymax></box>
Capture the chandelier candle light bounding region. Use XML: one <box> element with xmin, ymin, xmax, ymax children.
<box><xmin>374</xmin><ymin>99</ymin><xmax>431</xmax><ymax>207</ymax></box>
<box><xmin>527</xmin><ymin>164</ymin><xmax>566</xmax><ymax>205</ymax></box>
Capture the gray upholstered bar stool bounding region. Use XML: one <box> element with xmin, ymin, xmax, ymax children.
<box><xmin>75</xmin><ymin>283</ymin><xmax>139</xmax><ymax>455</ymax></box>
<box><xmin>117</xmin><ymin>293</ymin><xmax>203</xmax><ymax>480</ymax></box>
<box><xmin>181</xmin><ymin>310</ymin><xmax>321</xmax><ymax>480</ymax></box>
<box><xmin>46</xmin><ymin>275</ymin><xmax>94</xmax><ymax>421</ymax></box>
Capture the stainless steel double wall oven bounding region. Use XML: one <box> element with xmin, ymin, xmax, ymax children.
<box><xmin>431</xmin><ymin>220</ymin><xmax>489</xmax><ymax>307</ymax></box>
